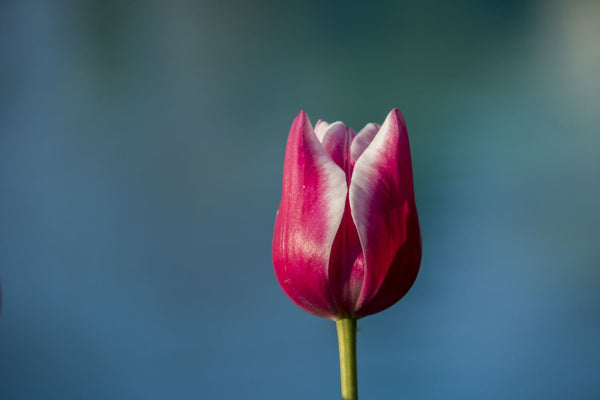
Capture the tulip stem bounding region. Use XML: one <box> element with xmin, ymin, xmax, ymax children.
<box><xmin>336</xmin><ymin>317</ymin><xmax>358</xmax><ymax>400</ymax></box>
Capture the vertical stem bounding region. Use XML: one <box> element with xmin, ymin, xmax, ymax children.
<box><xmin>336</xmin><ymin>318</ymin><xmax>358</xmax><ymax>400</ymax></box>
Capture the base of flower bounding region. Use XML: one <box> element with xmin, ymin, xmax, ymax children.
<box><xmin>336</xmin><ymin>317</ymin><xmax>358</xmax><ymax>400</ymax></box>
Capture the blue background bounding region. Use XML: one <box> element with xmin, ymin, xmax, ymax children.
<box><xmin>1</xmin><ymin>1</ymin><xmax>599</xmax><ymax>399</ymax></box>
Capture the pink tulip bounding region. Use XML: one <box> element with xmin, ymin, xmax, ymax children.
<box><xmin>273</xmin><ymin>108</ymin><xmax>422</xmax><ymax>320</ymax></box>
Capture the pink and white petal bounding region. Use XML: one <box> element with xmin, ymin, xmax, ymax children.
<box><xmin>350</xmin><ymin>123</ymin><xmax>380</xmax><ymax>162</ymax></box>
<box><xmin>349</xmin><ymin>109</ymin><xmax>421</xmax><ymax>317</ymax></box>
<box><xmin>320</xmin><ymin>122</ymin><xmax>356</xmax><ymax>176</ymax></box>
<box><xmin>318</xmin><ymin>123</ymin><xmax>365</xmax><ymax>314</ymax></box>
<box><xmin>273</xmin><ymin>110</ymin><xmax>348</xmax><ymax>319</ymax></box>
<box><xmin>314</xmin><ymin>120</ymin><xmax>331</xmax><ymax>142</ymax></box>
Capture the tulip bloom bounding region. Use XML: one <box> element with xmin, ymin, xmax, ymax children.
<box><xmin>273</xmin><ymin>109</ymin><xmax>421</xmax><ymax>320</ymax></box>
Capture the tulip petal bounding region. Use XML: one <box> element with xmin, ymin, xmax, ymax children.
<box><xmin>273</xmin><ymin>111</ymin><xmax>348</xmax><ymax>319</ymax></box>
<box><xmin>349</xmin><ymin>109</ymin><xmax>422</xmax><ymax>317</ymax></box>
<box><xmin>350</xmin><ymin>123</ymin><xmax>380</xmax><ymax>162</ymax></box>
<box><xmin>320</xmin><ymin>122</ymin><xmax>356</xmax><ymax>176</ymax></box>
<box><xmin>319</xmin><ymin>122</ymin><xmax>365</xmax><ymax>315</ymax></box>
<box><xmin>314</xmin><ymin>120</ymin><xmax>330</xmax><ymax>142</ymax></box>
<box><xmin>327</xmin><ymin>198</ymin><xmax>365</xmax><ymax>315</ymax></box>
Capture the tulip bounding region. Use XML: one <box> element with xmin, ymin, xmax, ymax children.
<box><xmin>272</xmin><ymin>109</ymin><xmax>421</xmax><ymax>399</ymax></box>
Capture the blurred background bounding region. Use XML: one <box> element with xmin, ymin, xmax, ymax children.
<box><xmin>1</xmin><ymin>0</ymin><xmax>599</xmax><ymax>399</ymax></box>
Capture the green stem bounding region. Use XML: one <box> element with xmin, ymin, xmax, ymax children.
<box><xmin>336</xmin><ymin>318</ymin><xmax>358</xmax><ymax>400</ymax></box>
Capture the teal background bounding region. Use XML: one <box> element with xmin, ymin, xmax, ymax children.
<box><xmin>1</xmin><ymin>1</ymin><xmax>599</xmax><ymax>399</ymax></box>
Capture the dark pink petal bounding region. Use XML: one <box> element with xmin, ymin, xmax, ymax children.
<box><xmin>350</xmin><ymin>123</ymin><xmax>380</xmax><ymax>162</ymax></box>
<box><xmin>349</xmin><ymin>109</ymin><xmax>422</xmax><ymax>317</ymax></box>
<box><xmin>273</xmin><ymin>111</ymin><xmax>348</xmax><ymax>319</ymax></box>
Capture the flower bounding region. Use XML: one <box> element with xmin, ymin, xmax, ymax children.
<box><xmin>272</xmin><ymin>109</ymin><xmax>421</xmax><ymax>320</ymax></box>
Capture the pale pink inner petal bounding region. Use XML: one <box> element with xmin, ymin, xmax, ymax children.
<box><xmin>350</xmin><ymin>123</ymin><xmax>380</xmax><ymax>162</ymax></box>
<box><xmin>320</xmin><ymin>122</ymin><xmax>356</xmax><ymax>182</ymax></box>
<box><xmin>314</xmin><ymin>120</ymin><xmax>331</xmax><ymax>142</ymax></box>
<box><xmin>318</xmin><ymin>122</ymin><xmax>366</xmax><ymax>314</ymax></box>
